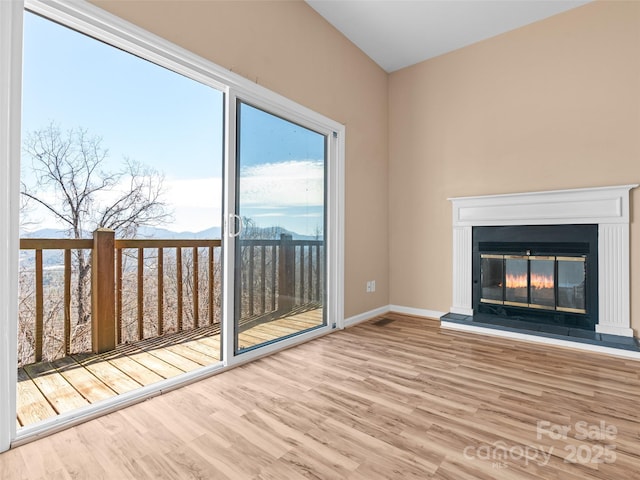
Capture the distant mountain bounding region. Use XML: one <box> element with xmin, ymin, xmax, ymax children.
<box><xmin>240</xmin><ymin>225</ymin><xmax>317</xmax><ymax>241</ymax></box>
<box><xmin>19</xmin><ymin>224</ymin><xmax>320</xmax><ymax>271</ymax></box>
<box><xmin>136</xmin><ymin>226</ymin><xmax>222</xmax><ymax>239</ymax></box>
<box><xmin>21</xmin><ymin>226</ymin><xmax>223</xmax><ymax>240</ymax></box>
<box><xmin>20</xmin><ymin>228</ymin><xmax>69</xmax><ymax>238</ymax></box>
<box><xmin>137</xmin><ymin>225</ymin><xmax>318</xmax><ymax>241</ymax></box>
<box><xmin>20</xmin><ymin>224</ymin><xmax>319</xmax><ymax>242</ymax></box>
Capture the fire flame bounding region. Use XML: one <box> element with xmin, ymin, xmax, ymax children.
<box><xmin>506</xmin><ymin>273</ymin><xmax>554</xmax><ymax>290</ymax></box>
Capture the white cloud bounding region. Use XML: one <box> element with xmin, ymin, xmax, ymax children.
<box><xmin>171</xmin><ymin>205</ymin><xmax>221</xmax><ymax>232</ymax></box>
<box><xmin>252</xmin><ymin>212</ymin><xmax>286</xmax><ymax>218</ymax></box>
<box><xmin>164</xmin><ymin>177</ymin><xmax>222</xmax><ymax>208</ymax></box>
<box><xmin>22</xmin><ymin>160</ymin><xmax>323</xmax><ymax>234</ymax></box>
<box><xmin>163</xmin><ymin>177</ymin><xmax>222</xmax><ymax>231</ymax></box>
<box><xmin>240</xmin><ymin>160</ymin><xmax>324</xmax><ymax>207</ymax></box>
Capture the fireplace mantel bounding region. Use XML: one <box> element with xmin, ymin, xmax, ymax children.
<box><xmin>448</xmin><ymin>185</ymin><xmax>637</xmax><ymax>337</ymax></box>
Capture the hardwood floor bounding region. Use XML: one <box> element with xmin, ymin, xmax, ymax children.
<box><xmin>3</xmin><ymin>313</ymin><xmax>640</xmax><ymax>479</ymax></box>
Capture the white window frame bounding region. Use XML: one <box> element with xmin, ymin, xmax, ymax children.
<box><xmin>0</xmin><ymin>0</ymin><xmax>344</xmax><ymax>450</ymax></box>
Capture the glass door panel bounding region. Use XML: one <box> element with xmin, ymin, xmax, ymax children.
<box><xmin>17</xmin><ymin>10</ymin><xmax>225</xmax><ymax>429</ymax></box>
<box><xmin>480</xmin><ymin>254</ymin><xmax>504</xmax><ymax>304</ymax></box>
<box><xmin>504</xmin><ymin>256</ymin><xmax>528</xmax><ymax>307</ymax></box>
<box><xmin>557</xmin><ymin>256</ymin><xmax>586</xmax><ymax>313</ymax></box>
<box><xmin>235</xmin><ymin>102</ymin><xmax>326</xmax><ymax>353</ymax></box>
<box><xmin>529</xmin><ymin>256</ymin><xmax>555</xmax><ymax>309</ymax></box>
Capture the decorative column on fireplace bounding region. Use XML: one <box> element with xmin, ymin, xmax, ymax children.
<box><xmin>448</xmin><ymin>185</ymin><xmax>637</xmax><ymax>337</ymax></box>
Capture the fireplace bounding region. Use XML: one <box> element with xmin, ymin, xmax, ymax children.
<box><xmin>447</xmin><ymin>185</ymin><xmax>636</xmax><ymax>338</ymax></box>
<box><xmin>473</xmin><ymin>224</ymin><xmax>598</xmax><ymax>330</ymax></box>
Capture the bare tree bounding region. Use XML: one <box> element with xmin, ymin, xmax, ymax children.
<box><xmin>21</xmin><ymin>122</ymin><xmax>171</xmax><ymax>325</ymax></box>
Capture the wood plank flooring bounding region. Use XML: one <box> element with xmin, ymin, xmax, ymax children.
<box><xmin>17</xmin><ymin>309</ymin><xmax>323</xmax><ymax>427</ymax></box>
<box><xmin>3</xmin><ymin>312</ymin><xmax>640</xmax><ymax>479</ymax></box>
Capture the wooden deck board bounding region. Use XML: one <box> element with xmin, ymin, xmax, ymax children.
<box><xmin>22</xmin><ymin>362</ymin><xmax>89</xmax><ymax>414</ymax></box>
<box><xmin>17</xmin><ymin>308</ymin><xmax>322</xmax><ymax>426</ymax></box>
<box><xmin>72</xmin><ymin>353</ymin><xmax>143</xmax><ymax>395</ymax></box>
<box><xmin>120</xmin><ymin>347</ymin><xmax>187</xmax><ymax>379</ymax></box>
<box><xmin>94</xmin><ymin>353</ymin><xmax>165</xmax><ymax>387</ymax></box>
<box><xmin>142</xmin><ymin>344</ymin><xmax>206</xmax><ymax>372</ymax></box>
<box><xmin>178</xmin><ymin>337</ymin><xmax>220</xmax><ymax>359</ymax></box>
<box><xmin>238</xmin><ymin>310</ymin><xmax>323</xmax><ymax>349</ymax></box>
<box><xmin>159</xmin><ymin>342</ymin><xmax>219</xmax><ymax>366</ymax></box>
<box><xmin>51</xmin><ymin>356</ymin><xmax>117</xmax><ymax>403</ymax></box>
<box><xmin>16</xmin><ymin>369</ymin><xmax>57</xmax><ymax>427</ymax></box>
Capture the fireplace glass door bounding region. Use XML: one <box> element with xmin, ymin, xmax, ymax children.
<box><xmin>504</xmin><ymin>256</ymin><xmax>528</xmax><ymax>307</ymax></box>
<box><xmin>473</xmin><ymin>224</ymin><xmax>596</xmax><ymax>330</ymax></box>
<box><xmin>529</xmin><ymin>256</ymin><xmax>555</xmax><ymax>310</ymax></box>
<box><xmin>480</xmin><ymin>254</ymin><xmax>503</xmax><ymax>304</ymax></box>
<box><xmin>479</xmin><ymin>254</ymin><xmax>587</xmax><ymax>314</ymax></box>
<box><xmin>557</xmin><ymin>257</ymin><xmax>586</xmax><ymax>313</ymax></box>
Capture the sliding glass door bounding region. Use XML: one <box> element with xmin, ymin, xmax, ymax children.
<box><xmin>3</xmin><ymin>0</ymin><xmax>343</xmax><ymax>449</ymax></box>
<box><xmin>234</xmin><ymin>102</ymin><xmax>326</xmax><ymax>353</ymax></box>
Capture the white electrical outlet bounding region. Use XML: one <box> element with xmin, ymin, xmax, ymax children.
<box><xmin>366</xmin><ymin>280</ymin><xmax>376</xmax><ymax>293</ymax></box>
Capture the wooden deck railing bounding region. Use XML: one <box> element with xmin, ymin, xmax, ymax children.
<box><xmin>18</xmin><ymin>238</ymin><xmax>93</xmax><ymax>362</ymax></box>
<box><xmin>114</xmin><ymin>237</ymin><xmax>221</xmax><ymax>344</ymax></box>
<box><xmin>19</xmin><ymin>231</ymin><xmax>222</xmax><ymax>361</ymax></box>
<box><xmin>238</xmin><ymin>234</ymin><xmax>323</xmax><ymax>320</ymax></box>
<box><xmin>19</xmin><ymin>229</ymin><xmax>323</xmax><ymax>365</ymax></box>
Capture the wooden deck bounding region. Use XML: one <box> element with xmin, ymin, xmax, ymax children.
<box><xmin>17</xmin><ymin>308</ymin><xmax>323</xmax><ymax>427</ymax></box>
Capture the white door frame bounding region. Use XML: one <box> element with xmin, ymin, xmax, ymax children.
<box><xmin>222</xmin><ymin>90</ymin><xmax>345</xmax><ymax>367</ymax></box>
<box><xmin>0</xmin><ymin>0</ymin><xmax>24</xmax><ymax>453</ymax></box>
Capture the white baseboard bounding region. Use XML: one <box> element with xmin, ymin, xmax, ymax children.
<box><xmin>343</xmin><ymin>304</ymin><xmax>447</xmax><ymax>329</ymax></box>
<box><xmin>441</xmin><ymin>320</ymin><xmax>640</xmax><ymax>360</ymax></box>
<box><xmin>389</xmin><ymin>305</ymin><xmax>446</xmax><ymax>320</ymax></box>
<box><xmin>343</xmin><ymin>305</ymin><xmax>390</xmax><ymax>328</ymax></box>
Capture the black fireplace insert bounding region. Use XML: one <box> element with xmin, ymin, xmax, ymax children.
<box><xmin>472</xmin><ymin>224</ymin><xmax>598</xmax><ymax>331</ymax></box>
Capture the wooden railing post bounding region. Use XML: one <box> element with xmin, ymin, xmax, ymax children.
<box><xmin>278</xmin><ymin>234</ymin><xmax>295</xmax><ymax>313</ymax></box>
<box><xmin>91</xmin><ymin>228</ymin><xmax>116</xmax><ymax>354</ymax></box>
<box><xmin>34</xmin><ymin>250</ymin><xmax>43</xmax><ymax>362</ymax></box>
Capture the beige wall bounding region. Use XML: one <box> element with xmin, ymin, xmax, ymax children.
<box><xmin>90</xmin><ymin>0</ymin><xmax>390</xmax><ymax>318</ymax></box>
<box><xmin>389</xmin><ymin>1</ymin><xmax>640</xmax><ymax>332</ymax></box>
<box><xmin>88</xmin><ymin>1</ymin><xmax>640</xmax><ymax>331</ymax></box>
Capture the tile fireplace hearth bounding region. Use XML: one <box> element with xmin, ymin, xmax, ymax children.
<box><xmin>440</xmin><ymin>311</ymin><xmax>640</xmax><ymax>352</ymax></box>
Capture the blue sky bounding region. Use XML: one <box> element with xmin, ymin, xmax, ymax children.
<box><xmin>238</xmin><ymin>104</ymin><xmax>326</xmax><ymax>237</ymax></box>
<box><xmin>21</xmin><ymin>11</ymin><xmax>326</xmax><ymax>236</ymax></box>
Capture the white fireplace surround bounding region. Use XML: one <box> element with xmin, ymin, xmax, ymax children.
<box><xmin>449</xmin><ymin>184</ymin><xmax>637</xmax><ymax>337</ymax></box>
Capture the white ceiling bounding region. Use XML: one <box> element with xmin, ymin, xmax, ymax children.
<box><xmin>305</xmin><ymin>0</ymin><xmax>592</xmax><ymax>72</ymax></box>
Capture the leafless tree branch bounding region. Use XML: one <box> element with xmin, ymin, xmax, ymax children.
<box><xmin>20</xmin><ymin>122</ymin><xmax>173</xmax><ymax>325</ymax></box>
